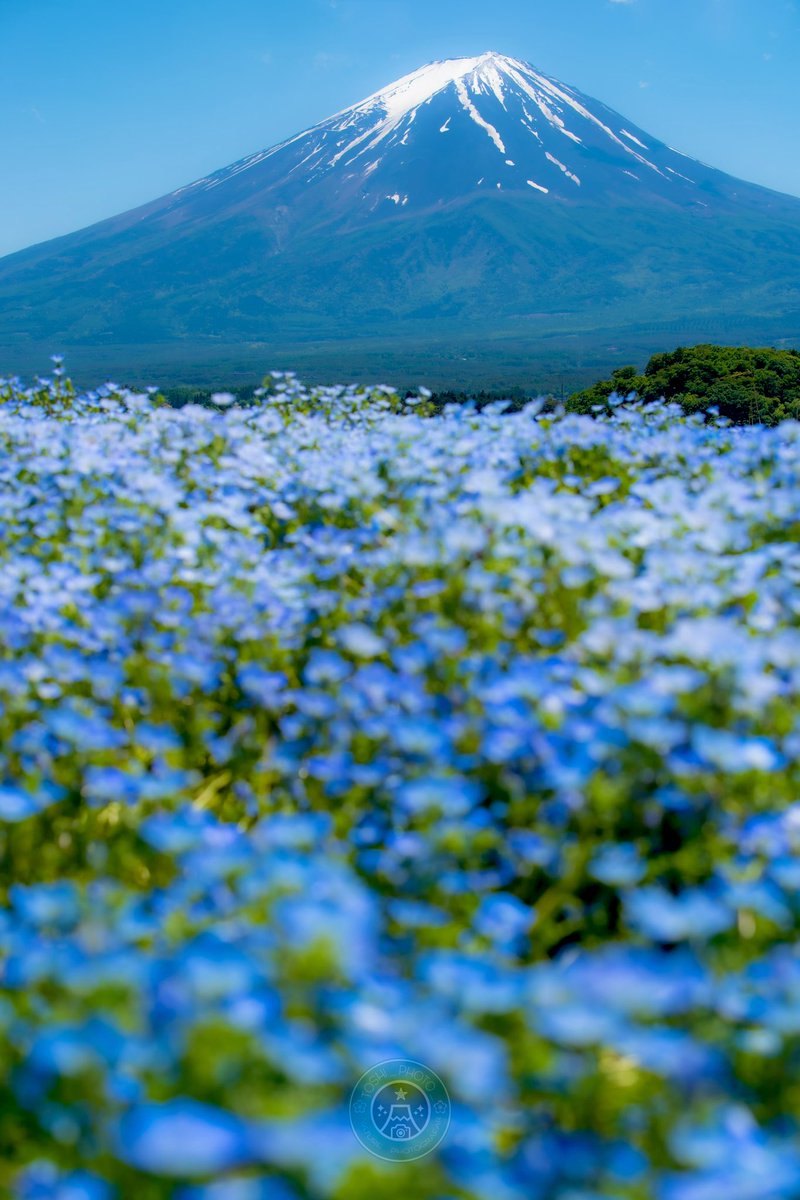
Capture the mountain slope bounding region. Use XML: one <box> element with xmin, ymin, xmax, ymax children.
<box><xmin>1</xmin><ymin>51</ymin><xmax>799</xmax><ymax>364</ymax></box>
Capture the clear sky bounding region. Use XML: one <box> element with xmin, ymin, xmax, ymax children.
<box><xmin>1</xmin><ymin>0</ymin><xmax>798</xmax><ymax>258</ymax></box>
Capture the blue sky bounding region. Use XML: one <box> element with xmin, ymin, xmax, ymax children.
<box><xmin>1</xmin><ymin>0</ymin><xmax>798</xmax><ymax>257</ymax></box>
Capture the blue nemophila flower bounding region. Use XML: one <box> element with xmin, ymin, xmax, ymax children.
<box><xmin>25</xmin><ymin>1019</ymin><xmax>125</xmax><ymax>1085</ymax></box>
<box><xmin>168</xmin><ymin>933</ymin><xmax>261</xmax><ymax>1003</ymax></box>
<box><xmin>82</xmin><ymin>765</ymin><xmax>143</xmax><ymax>807</ymax></box>
<box><xmin>589</xmin><ymin>843</ymin><xmax>647</xmax><ymax>887</ymax></box>
<box><xmin>388</xmin><ymin>898</ymin><xmax>450</xmax><ymax>929</ymax></box>
<box><xmin>237</xmin><ymin>665</ymin><xmax>288</xmax><ymax>709</ymax></box>
<box><xmin>138</xmin><ymin>766</ymin><xmax>200</xmax><ymax>802</ymax></box>
<box><xmin>473</xmin><ymin>893</ymin><xmax>535</xmax><ymax>947</ymax></box>
<box><xmin>721</xmin><ymin>879</ymin><xmax>792</xmax><ymax>927</ymax></box>
<box><xmin>391</xmin><ymin>716</ymin><xmax>452</xmax><ymax>757</ymax></box>
<box><xmin>16</xmin><ymin>1163</ymin><xmax>114</xmax><ymax>1200</ymax></box>
<box><xmin>554</xmin><ymin>945</ymin><xmax>710</xmax><ymax>1018</ymax></box>
<box><xmin>302</xmin><ymin>650</ymin><xmax>350</xmax><ymax>685</ymax></box>
<box><xmin>45</xmin><ymin>706</ymin><xmax>126</xmax><ymax>752</ymax></box>
<box><xmin>131</xmin><ymin>721</ymin><xmax>183</xmax><ymax>753</ymax></box>
<box><xmin>117</xmin><ymin>1100</ymin><xmax>254</xmax><ymax>1176</ymax></box>
<box><xmin>337</xmin><ymin>623</ymin><xmax>386</xmax><ymax>658</ymax></box>
<box><xmin>692</xmin><ymin>727</ymin><xmax>783</xmax><ymax>773</ymax></box>
<box><xmin>534</xmin><ymin>1001</ymin><xmax>624</xmax><ymax>1047</ymax></box>
<box><xmin>663</xmin><ymin>1107</ymin><xmax>800</xmax><ymax>1199</ymax></box>
<box><xmin>10</xmin><ymin>882</ymin><xmax>80</xmax><ymax>929</ymax></box>
<box><xmin>139</xmin><ymin>808</ymin><xmax>224</xmax><ymax>854</ymax></box>
<box><xmin>626</xmin><ymin>886</ymin><xmax>735</xmax><ymax>942</ymax></box>
<box><xmin>420</xmin><ymin>952</ymin><xmax>525</xmax><ymax>1013</ymax></box>
<box><xmin>177</xmin><ymin>1179</ymin><xmax>300</xmax><ymax>1200</ymax></box>
<box><xmin>253</xmin><ymin>1111</ymin><xmax>361</xmax><ymax>1193</ymax></box>
<box><xmin>769</xmin><ymin>857</ymin><xmax>800</xmax><ymax>890</ymax></box>
<box><xmin>0</xmin><ymin>783</ymin><xmax>46</xmax><ymax>822</ymax></box>
<box><xmin>609</xmin><ymin>1026</ymin><xmax>723</xmax><ymax>1085</ymax></box>
<box><xmin>4</xmin><ymin>373</ymin><xmax>800</xmax><ymax>1195</ymax></box>
<box><xmin>396</xmin><ymin>775</ymin><xmax>482</xmax><ymax>816</ymax></box>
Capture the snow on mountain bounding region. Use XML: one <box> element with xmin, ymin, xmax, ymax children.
<box><xmin>167</xmin><ymin>51</ymin><xmax>753</xmax><ymax>218</ymax></box>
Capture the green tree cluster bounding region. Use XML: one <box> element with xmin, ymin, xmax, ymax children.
<box><xmin>568</xmin><ymin>344</ymin><xmax>800</xmax><ymax>425</ymax></box>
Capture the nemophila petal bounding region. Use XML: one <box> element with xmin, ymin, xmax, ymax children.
<box><xmin>506</xmin><ymin>829</ymin><xmax>558</xmax><ymax>868</ymax></box>
<box><xmin>337</xmin><ymin>623</ymin><xmax>386</xmax><ymax>658</ymax></box>
<box><xmin>587</xmin><ymin>476</ymin><xmax>622</xmax><ymax>498</ymax></box>
<box><xmin>130</xmin><ymin>721</ymin><xmax>183</xmax><ymax>753</ymax></box>
<box><xmin>15</xmin><ymin>1163</ymin><xmax>114</xmax><ymax>1200</ymax></box>
<box><xmin>58</xmin><ymin>947</ymin><xmax>149</xmax><ymax>996</ymax></box>
<box><xmin>177</xmin><ymin>1178</ymin><xmax>300</xmax><ymax>1200</ymax></box>
<box><xmin>473</xmin><ymin>893</ymin><xmax>535</xmax><ymax>945</ymax></box>
<box><xmin>610</xmin><ymin>1027</ymin><xmax>723</xmax><ymax>1085</ymax></box>
<box><xmin>26</xmin><ymin>1025</ymin><xmax>115</xmax><ymax>1080</ymax></box>
<box><xmin>273</xmin><ymin>891</ymin><xmax>377</xmax><ymax>974</ymax></box>
<box><xmin>302</xmin><ymin>650</ymin><xmax>350</xmax><ymax>685</ymax></box>
<box><xmin>139</xmin><ymin>809</ymin><xmax>222</xmax><ymax>854</ymax></box>
<box><xmin>117</xmin><ymin>1100</ymin><xmax>253</xmax><ymax>1176</ymax></box>
<box><xmin>11</xmin><ymin>882</ymin><xmax>80</xmax><ymax>929</ymax></box>
<box><xmin>82</xmin><ymin>765</ymin><xmax>143</xmax><ymax>807</ymax></box>
<box><xmin>0</xmin><ymin>784</ymin><xmax>45</xmax><ymax>822</ymax></box>
<box><xmin>172</xmin><ymin>934</ymin><xmax>260</xmax><ymax>1002</ymax></box>
<box><xmin>667</xmin><ymin>1106</ymin><xmax>781</xmax><ymax>1173</ymax></box>
<box><xmin>722</xmin><ymin>880</ymin><xmax>792</xmax><ymax>927</ymax></box>
<box><xmin>45</xmin><ymin>707</ymin><xmax>126</xmax><ymax>751</ymax></box>
<box><xmin>606</xmin><ymin>1140</ymin><xmax>649</xmax><ymax>1183</ymax></box>
<box><xmin>259</xmin><ymin>1019</ymin><xmax>345</xmax><ymax>1085</ymax></box>
<box><xmin>416</xmin><ymin>1021</ymin><xmax>509</xmax><ymax>1101</ymax></box>
<box><xmin>626</xmin><ymin>715</ymin><xmax>687</xmax><ymax>755</ymax></box>
<box><xmin>138</xmin><ymin>767</ymin><xmax>200</xmax><ymax>802</ymax></box>
<box><xmin>396</xmin><ymin>775</ymin><xmax>482</xmax><ymax>816</ymax></box>
<box><xmin>388</xmin><ymin>898</ymin><xmax>450</xmax><ymax>929</ymax></box>
<box><xmin>392</xmin><ymin>716</ymin><xmax>451</xmax><ymax>757</ymax></box>
<box><xmin>445</xmin><ymin>1154</ymin><xmax>527</xmax><ymax>1200</ymax></box>
<box><xmin>254</xmin><ymin>1112</ymin><xmax>362</xmax><ymax>1192</ymax></box>
<box><xmin>659</xmin><ymin>1168</ymin><xmax>800</xmax><ymax>1200</ymax></box>
<box><xmin>626</xmin><ymin>886</ymin><xmax>735</xmax><ymax>942</ymax></box>
<box><xmin>692</xmin><ymin>727</ymin><xmax>783</xmax><ymax>773</ymax></box>
<box><xmin>736</xmin><ymin>1028</ymin><xmax>782</xmax><ymax>1057</ymax></box>
<box><xmin>2</xmin><ymin>939</ymin><xmax>78</xmax><ymax>991</ymax></box>
<box><xmin>515</xmin><ymin>1128</ymin><xmax>615</xmax><ymax>1190</ymax></box>
<box><xmin>769</xmin><ymin>857</ymin><xmax>800</xmax><ymax>890</ymax></box>
<box><xmin>559</xmin><ymin>946</ymin><xmax>710</xmax><ymax>1017</ymax></box>
<box><xmin>420</xmin><ymin>952</ymin><xmax>525</xmax><ymax>1012</ymax></box>
<box><xmin>589</xmin><ymin>843</ymin><xmax>647</xmax><ymax>886</ymax></box>
<box><xmin>654</xmin><ymin>784</ymin><xmax>697</xmax><ymax>814</ymax></box>
<box><xmin>739</xmin><ymin>808</ymin><xmax>800</xmax><ymax>857</ymax></box>
<box><xmin>255</xmin><ymin>812</ymin><xmax>331</xmax><ymax>849</ymax></box>
<box><xmin>237</xmin><ymin>665</ymin><xmax>287</xmax><ymax>708</ymax></box>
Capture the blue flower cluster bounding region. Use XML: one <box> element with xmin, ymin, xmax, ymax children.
<box><xmin>2</xmin><ymin>369</ymin><xmax>800</xmax><ymax>1199</ymax></box>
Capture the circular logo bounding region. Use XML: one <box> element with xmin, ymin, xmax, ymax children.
<box><xmin>349</xmin><ymin>1059</ymin><xmax>451</xmax><ymax>1162</ymax></box>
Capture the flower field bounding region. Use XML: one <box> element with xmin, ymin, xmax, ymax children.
<box><xmin>2</xmin><ymin>369</ymin><xmax>800</xmax><ymax>1199</ymax></box>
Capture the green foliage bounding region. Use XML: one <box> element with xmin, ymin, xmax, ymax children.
<box><xmin>568</xmin><ymin>343</ymin><xmax>800</xmax><ymax>424</ymax></box>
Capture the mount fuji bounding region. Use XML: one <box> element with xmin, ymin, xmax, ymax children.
<box><xmin>1</xmin><ymin>51</ymin><xmax>799</xmax><ymax>380</ymax></box>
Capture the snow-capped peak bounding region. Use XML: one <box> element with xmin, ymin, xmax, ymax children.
<box><xmin>320</xmin><ymin>52</ymin><xmax>666</xmax><ymax>179</ymax></box>
<box><xmin>344</xmin><ymin>52</ymin><xmax>514</xmax><ymax>124</ymax></box>
<box><xmin>170</xmin><ymin>50</ymin><xmax>728</xmax><ymax>215</ymax></box>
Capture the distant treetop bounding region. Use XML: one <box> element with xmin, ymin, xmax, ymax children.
<box><xmin>568</xmin><ymin>344</ymin><xmax>800</xmax><ymax>425</ymax></box>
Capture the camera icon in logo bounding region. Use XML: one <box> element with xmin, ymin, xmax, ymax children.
<box><xmin>349</xmin><ymin>1059</ymin><xmax>451</xmax><ymax>1162</ymax></box>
